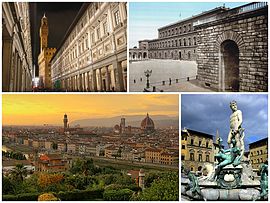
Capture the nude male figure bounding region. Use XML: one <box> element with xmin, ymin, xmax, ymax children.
<box><xmin>227</xmin><ymin>101</ymin><xmax>245</xmax><ymax>163</ymax></box>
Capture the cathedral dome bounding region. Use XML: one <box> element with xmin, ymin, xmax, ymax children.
<box><xmin>114</xmin><ymin>124</ymin><xmax>120</xmax><ymax>130</ymax></box>
<box><xmin>141</xmin><ymin>113</ymin><xmax>155</xmax><ymax>132</ymax></box>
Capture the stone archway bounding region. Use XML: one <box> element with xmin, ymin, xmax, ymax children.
<box><xmin>216</xmin><ymin>31</ymin><xmax>244</xmax><ymax>91</ymax></box>
<box><xmin>220</xmin><ymin>40</ymin><xmax>240</xmax><ymax>91</ymax></box>
<box><xmin>143</xmin><ymin>52</ymin><xmax>147</xmax><ymax>59</ymax></box>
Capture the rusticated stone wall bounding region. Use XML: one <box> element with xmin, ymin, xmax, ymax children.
<box><xmin>196</xmin><ymin>5</ymin><xmax>268</xmax><ymax>92</ymax></box>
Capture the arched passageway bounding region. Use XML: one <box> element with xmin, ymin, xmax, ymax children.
<box><xmin>220</xmin><ymin>40</ymin><xmax>239</xmax><ymax>91</ymax></box>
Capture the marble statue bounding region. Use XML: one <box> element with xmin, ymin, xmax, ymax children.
<box><xmin>228</xmin><ymin>100</ymin><xmax>245</xmax><ymax>164</ymax></box>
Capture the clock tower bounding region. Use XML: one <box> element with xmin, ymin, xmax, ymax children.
<box><xmin>38</xmin><ymin>13</ymin><xmax>56</xmax><ymax>89</ymax></box>
<box><xmin>40</xmin><ymin>13</ymin><xmax>48</xmax><ymax>52</ymax></box>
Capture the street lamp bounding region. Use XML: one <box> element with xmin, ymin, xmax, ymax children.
<box><xmin>144</xmin><ymin>69</ymin><xmax>152</xmax><ymax>89</ymax></box>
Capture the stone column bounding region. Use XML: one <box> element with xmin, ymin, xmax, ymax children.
<box><xmin>98</xmin><ymin>68</ymin><xmax>103</xmax><ymax>91</ymax></box>
<box><xmin>92</xmin><ymin>69</ymin><xmax>97</xmax><ymax>91</ymax></box>
<box><xmin>68</xmin><ymin>77</ymin><xmax>71</xmax><ymax>91</ymax></box>
<box><xmin>21</xmin><ymin>68</ymin><xmax>25</xmax><ymax>91</ymax></box>
<box><xmin>113</xmin><ymin>61</ymin><xmax>124</xmax><ymax>91</ymax></box>
<box><xmin>14</xmin><ymin>52</ymin><xmax>20</xmax><ymax>92</ymax></box>
<box><xmin>71</xmin><ymin>76</ymin><xmax>74</xmax><ymax>91</ymax></box>
<box><xmin>83</xmin><ymin>73</ymin><xmax>86</xmax><ymax>91</ymax></box>
<box><xmin>86</xmin><ymin>72</ymin><xmax>89</xmax><ymax>91</ymax></box>
<box><xmin>106</xmin><ymin>66</ymin><xmax>111</xmax><ymax>91</ymax></box>
<box><xmin>17</xmin><ymin>60</ymin><xmax>22</xmax><ymax>92</ymax></box>
<box><xmin>2</xmin><ymin>34</ymin><xmax>13</xmax><ymax>92</ymax></box>
<box><xmin>79</xmin><ymin>73</ymin><xmax>82</xmax><ymax>91</ymax></box>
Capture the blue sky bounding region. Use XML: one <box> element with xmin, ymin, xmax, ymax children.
<box><xmin>181</xmin><ymin>94</ymin><xmax>268</xmax><ymax>150</ymax></box>
<box><xmin>129</xmin><ymin>2</ymin><xmax>248</xmax><ymax>47</ymax></box>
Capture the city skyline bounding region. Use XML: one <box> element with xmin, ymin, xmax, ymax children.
<box><xmin>181</xmin><ymin>94</ymin><xmax>268</xmax><ymax>147</ymax></box>
<box><xmin>3</xmin><ymin>94</ymin><xmax>179</xmax><ymax>126</ymax></box>
<box><xmin>129</xmin><ymin>2</ymin><xmax>248</xmax><ymax>47</ymax></box>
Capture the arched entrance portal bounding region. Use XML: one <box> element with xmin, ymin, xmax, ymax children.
<box><xmin>143</xmin><ymin>52</ymin><xmax>147</xmax><ymax>59</ymax></box>
<box><xmin>220</xmin><ymin>40</ymin><xmax>239</xmax><ymax>91</ymax></box>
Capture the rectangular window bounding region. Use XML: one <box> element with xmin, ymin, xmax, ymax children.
<box><xmin>182</xmin><ymin>145</ymin><xmax>185</xmax><ymax>149</ymax></box>
<box><xmin>97</xmin><ymin>27</ymin><xmax>101</xmax><ymax>40</ymax></box>
<box><xmin>191</xmin><ymin>153</ymin><xmax>194</xmax><ymax>161</ymax></box>
<box><xmin>103</xmin><ymin>21</ymin><xmax>108</xmax><ymax>34</ymax></box>
<box><xmin>114</xmin><ymin>10</ymin><xmax>121</xmax><ymax>26</ymax></box>
<box><xmin>91</xmin><ymin>33</ymin><xmax>95</xmax><ymax>43</ymax></box>
<box><xmin>199</xmin><ymin>154</ymin><xmax>202</xmax><ymax>161</ymax></box>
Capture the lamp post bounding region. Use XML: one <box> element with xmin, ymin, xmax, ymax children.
<box><xmin>144</xmin><ymin>69</ymin><xmax>152</xmax><ymax>89</ymax></box>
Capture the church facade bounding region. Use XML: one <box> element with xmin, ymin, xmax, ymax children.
<box><xmin>50</xmin><ymin>2</ymin><xmax>127</xmax><ymax>92</ymax></box>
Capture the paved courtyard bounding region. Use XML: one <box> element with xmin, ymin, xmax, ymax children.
<box><xmin>129</xmin><ymin>59</ymin><xmax>213</xmax><ymax>92</ymax></box>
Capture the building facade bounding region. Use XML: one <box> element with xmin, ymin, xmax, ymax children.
<box><xmin>249</xmin><ymin>137</ymin><xmax>268</xmax><ymax>170</ymax></box>
<box><xmin>131</xmin><ymin>2</ymin><xmax>268</xmax><ymax>92</ymax></box>
<box><xmin>37</xmin><ymin>154</ymin><xmax>69</xmax><ymax>172</ymax></box>
<box><xmin>2</xmin><ymin>2</ymin><xmax>33</xmax><ymax>91</ymax></box>
<box><xmin>130</xmin><ymin>7</ymin><xmax>226</xmax><ymax>62</ymax></box>
<box><xmin>129</xmin><ymin>40</ymin><xmax>149</xmax><ymax>61</ymax></box>
<box><xmin>196</xmin><ymin>2</ymin><xmax>268</xmax><ymax>92</ymax></box>
<box><xmin>181</xmin><ymin>129</ymin><xmax>214</xmax><ymax>172</ymax></box>
<box><xmin>51</xmin><ymin>2</ymin><xmax>127</xmax><ymax>92</ymax></box>
<box><xmin>38</xmin><ymin>14</ymin><xmax>56</xmax><ymax>89</ymax></box>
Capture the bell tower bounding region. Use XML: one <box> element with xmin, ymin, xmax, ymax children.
<box><xmin>63</xmin><ymin>114</ymin><xmax>68</xmax><ymax>131</ymax></box>
<box><xmin>40</xmin><ymin>13</ymin><xmax>48</xmax><ymax>52</ymax></box>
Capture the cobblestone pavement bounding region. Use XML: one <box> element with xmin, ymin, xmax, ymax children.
<box><xmin>129</xmin><ymin>59</ymin><xmax>213</xmax><ymax>92</ymax></box>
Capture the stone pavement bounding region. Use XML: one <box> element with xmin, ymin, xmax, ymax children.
<box><xmin>130</xmin><ymin>79</ymin><xmax>214</xmax><ymax>92</ymax></box>
<box><xmin>129</xmin><ymin>59</ymin><xmax>214</xmax><ymax>92</ymax></box>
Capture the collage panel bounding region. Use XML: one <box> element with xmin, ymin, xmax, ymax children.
<box><xmin>2</xmin><ymin>2</ymin><xmax>127</xmax><ymax>92</ymax></box>
<box><xmin>2</xmin><ymin>94</ymin><xmax>179</xmax><ymax>201</ymax></box>
<box><xmin>1</xmin><ymin>1</ymin><xmax>269</xmax><ymax>202</ymax></box>
<box><xmin>181</xmin><ymin>94</ymin><xmax>268</xmax><ymax>201</ymax></box>
<box><xmin>129</xmin><ymin>2</ymin><xmax>268</xmax><ymax>92</ymax></box>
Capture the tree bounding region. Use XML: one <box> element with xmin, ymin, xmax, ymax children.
<box><xmin>144</xmin><ymin>172</ymin><xmax>162</xmax><ymax>187</ymax></box>
<box><xmin>135</xmin><ymin>172</ymin><xmax>179</xmax><ymax>201</ymax></box>
<box><xmin>69</xmin><ymin>158</ymin><xmax>98</xmax><ymax>175</ymax></box>
<box><xmin>38</xmin><ymin>193</ymin><xmax>59</xmax><ymax>201</ymax></box>
<box><xmin>11</xmin><ymin>164</ymin><xmax>28</xmax><ymax>182</ymax></box>
<box><xmin>103</xmin><ymin>188</ymin><xmax>133</xmax><ymax>201</ymax></box>
<box><xmin>3</xmin><ymin>176</ymin><xmax>14</xmax><ymax>195</ymax></box>
<box><xmin>38</xmin><ymin>173</ymin><xmax>64</xmax><ymax>188</ymax></box>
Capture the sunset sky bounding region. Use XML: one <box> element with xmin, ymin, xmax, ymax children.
<box><xmin>3</xmin><ymin>94</ymin><xmax>179</xmax><ymax>126</ymax></box>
